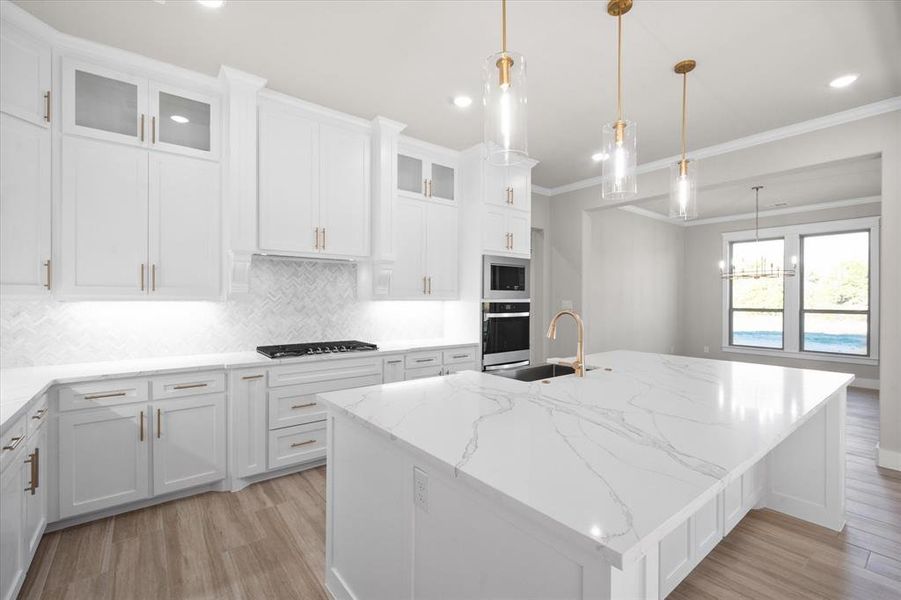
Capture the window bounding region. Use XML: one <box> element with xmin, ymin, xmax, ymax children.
<box><xmin>722</xmin><ymin>217</ymin><xmax>879</xmax><ymax>364</ymax></box>
<box><xmin>729</xmin><ymin>239</ymin><xmax>784</xmax><ymax>349</ymax></box>
<box><xmin>801</xmin><ymin>231</ymin><xmax>869</xmax><ymax>355</ymax></box>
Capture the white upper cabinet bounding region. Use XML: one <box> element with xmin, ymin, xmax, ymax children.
<box><xmin>62</xmin><ymin>59</ymin><xmax>219</xmax><ymax>159</ymax></box>
<box><xmin>148</xmin><ymin>153</ymin><xmax>221</xmax><ymax>299</ymax></box>
<box><xmin>0</xmin><ymin>23</ymin><xmax>51</xmax><ymax>296</ymax></box>
<box><xmin>386</xmin><ymin>197</ymin><xmax>457</xmax><ymax>299</ymax></box>
<box><xmin>484</xmin><ymin>164</ymin><xmax>530</xmax><ymax>210</ymax></box>
<box><xmin>397</xmin><ymin>143</ymin><xmax>456</xmax><ymax>203</ymax></box>
<box><xmin>483</xmin><ymin>204</ymin><xmax>531</xmax><ymax>258</ymax></box>
<box><xmin>318</xmin><ymin>123</ymin><xmax>370</xmax><ymax>258</ymax></box>
<box><xmin>425</xmin><ymin>202</ymin><xmax>458</xmax><ymax>299</ymax></box>
<box><xmin>0</xmin><ymin>21</ymin><xmax>50</xmax><ymax>127</ymax></box>
<box><xmin>59</xmin><ymin>136</ymin><xmax>149</xmax><ymax>298</ymax></box>
<box><xmin>257</xmin><ymin>96</ymin><xmax>370</xmax><ymax>259</ymax></box>
<box><xmin>0</xmin><ymin>113</ymin><xmax>50</xmax><ymax>295</ymax></box>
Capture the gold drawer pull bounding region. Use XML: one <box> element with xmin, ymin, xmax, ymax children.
<box><xmin>386</xmin><ymin>359</ymin><xmax>403</xmax><ymax>365</ymax></box>
<box><xmin>242</xmin><ymin>374</ymin><xmax>264</xmax><ymax>380</ymax></box>
<box><xmin>157</xmin><ymin>409</ymin><xmax>162</xmax><ymax>438</ymax></box>
<box><xmin>139</xmin><ymin>411</ymin><xmax>144</xmax><ymax>442</ymax></box>
<box><xmin>291</xmin><ymin>439</ymin><xmax>316</xmax><ymax>448</ymax></box>
<box><xmin>291</xmin><ymin>402</ymin><xmax>316</xmax><ymax>410</ymax></box>
<box><xmin>3</xmin><ymin>436</ymin><xmax>24</xmax><ymax>451</ymax></box>
<box><xmin>31</xmin><ymin>408</ymin><xmax>48</xmax><ymax>420</ymax></box>
<box><xmin>84</xmin><ymin>391</ymin><xmax>127</xmax><ymax>400</ymax></box>
<box><xmin>415</xmin><ymin>358</ymin><xmax>435</xmax><ymax>363</ymax></box>
<box><xmin>24</xmin><ymin>447</ymin><xmax>39</xmax><ymax>495</ymax></box>
<box><xmin>173</xmin><ymin>383</ymin><xmax>208</xmax><ymax>390</ymax></box>
<box><xmin>452</xmin><ymin>354</ymin><xmax>469</xmax><ymax>359</ymax></box>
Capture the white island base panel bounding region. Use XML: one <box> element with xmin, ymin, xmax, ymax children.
<box><xmin>324</xmin><ymin>389</ymin><xmax>845</xmax><ymax>600</ymax></box>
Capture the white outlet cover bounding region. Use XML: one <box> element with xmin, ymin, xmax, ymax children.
<box><xmin>561</xmin><ymin>300</ymin><xmax>573</xmax><ymax>310</ymax></box>
<box><xmin>413</xmin><ymin>467</ymin><xmax>429</xmax><ymax>512</ymax></box>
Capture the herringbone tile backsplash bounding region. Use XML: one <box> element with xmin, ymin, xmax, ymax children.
<box><xmin>0</xmin><ymin>256</ymin><xmax>447</xmax><ymax>368</ymax></box>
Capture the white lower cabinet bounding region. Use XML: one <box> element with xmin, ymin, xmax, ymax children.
<box><xmin>230</xmin><ymin>370</ymin><xmax>267</xmax><ymax>478</ymax></box>
<box><xmin>151</xmin><ymin>394</ymin><xmax>226</xmax><ymax>495</ymax></box>
<box><xmin>23</xmin><ymin>425</ymin><xmax>47</xmax><ymax>557</ymax></box>
<box><xmin>382</xmin><ymin>357</ymin><xmax>405</xmax><ymax>383</ymax></box>
<box><xmin>57</xmin><ymin>404</ymin><xmax>150</xmax><ymax>519</ymax></box>
<box><xmin>268</xmin><ymin>422</ymin><xmax>327</xmax><ymax>471</ymax></box>
<box><xmin>0</xmin><ymin>443</ymin><xmax>25</xmax><ymax>600</ymax></box>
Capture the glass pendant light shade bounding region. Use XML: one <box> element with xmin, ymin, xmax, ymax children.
<box><xmin>669</xmin><ymin>159</ymin><xmax>698</xmax><ymax>219</ymax></box>
<box><xmin>483</xmin><ymin>50</ymin><xmax>528</xmax><ymax>166</ymax></box>
<box><xmin>601</xmin><ymin>119</ymin><xmax>637</xmax><ymax>200</ymax></box>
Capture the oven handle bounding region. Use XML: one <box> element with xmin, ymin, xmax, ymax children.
<box><xmin>484</xmin><ymin>312</ymin><xmax>531</xmax><ymax>319</ymax></box>
<box><xmin>483</xmin><ymin>360</ymin><xmax>531</xmax><ymax>371</ymax></box>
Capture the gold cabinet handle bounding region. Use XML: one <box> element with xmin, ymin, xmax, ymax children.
<box><xmin>140</xmin><ymin>113</ymin><xmax>145</xmax><ymax>142</ymax></box>
<box><xmin>157</xmin><ymin>408</ymin><xmax>161</xmax><ymax>438</ymax></box>
<box><xmin>427</xmin><ymin>179</ymin><xmax>432</xmax><ymax>197</ymax></box>
<box><xmin>242</xmin><ymin>374</ymin><xmax>264</xmax><ymax>380</ymax></box>
<box><xmin>2</xmin><ymin>436</ymin><xmax>24</xmax><ymax>452</ymax></box>
<box><xmin>291</xmin><ymin>439</ymin><xmax>316</xmax><ymax>448</ymax></box>
<box><xmin>321</xmin><ymin>227</ymin><xmax>326</xmax><ymax>250</ymax></box>
<box><xmin>414</xmin><ymin>358</ymin><xmax>435</xmax><ymax>363</ymax></box>
<box><xmin>31</xmin><ymin>408</ymin><xmax>48</xmax><ymax>420</ymax></box>
<box><xmin>427</xmin><ymin>276</ymin><xmax>432</xmax><ymax>295</ymax></box>
<box><xmin>452</xmin><ymin>354</ymin><xmax>469</xmax><ymax>359</ymax></box>
<box><xmin>423</xmin><ymin>178</ymin><xmax>428</xmax><ymax>196</ymax></box>
<box><xmin>291</xmin><ymin>402</ymin><xmax>316</xmax><ymax>410</ymax></box>
<box><xmin>314</xmin><ymin>227</ymin><xmax>320</xmax><ymax>250</ymax></box>
<box><xmin>139</xmin><ymin>410</ymin><xmax>144</xmax><ymax>441</ymax></box>
<box><xmin>509</xmin><ymin>232</ymin><xmax>513</xmax><ymax>250</ymax></box>
<box><xmin>386</xmin><ymin>359</ymin><xmax>402</xmax><ymax>365</ymax></box>
<box><xmin>84</xmin><ymin>391</ymin><xmax>127</xmax><ymax>400</ymax></box>
<box><xmin>44</xmin><ymin>91</ymin><xmax>51</xmax><ymax>123</ymax></box>
<box><xmin>43</xmin><ymin>259</ymin><xmax>51</xmax><ymax>290</ymax></box>
<box><xmin>422</xmin><ymin>275</ymin><xmax>427</xmax><ymax>294</ymax></box>
<box><xmin>509</xmin><ymin>186</ymin><xmax>514</xmax><ymax>205</ymax></box>
<box><xmin>173</xmin><ymin>383</ymin><xmax>208</xmax><ymax>390</ymax></box>
<box><xmin>140</xmin><ymin>264</ymin><xmax>145</xmax><ymax>291</ymax></box>
<box><xmin>151</xmin><ymin>264</ymin><xmax>157</xmax><ymax>291</ymax></box>
<box><xmin>151</xmin><ymin>115</ymin><xmax>156</xmax><ymax>144</ymax></box>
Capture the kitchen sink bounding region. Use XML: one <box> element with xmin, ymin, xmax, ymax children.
<box><xmin>490</xmin><ymin>363</ymin><xmax>575</xmax><ymax>382</ymax></box>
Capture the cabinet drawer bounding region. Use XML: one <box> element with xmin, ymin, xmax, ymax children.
<box><xmin>405</xmin><ymin>351</ymin><xmax>441</xmax><ymax>369</ymax></box>
<box><xmin>443</xmin><ymin>347</ymin><xmax>477</xmax><ymax>365</ymax></box>
<box><xmin>383</xmin><ymin>356</ymin><xmax>405</xmax><ymax>384</ymax></box>
<box><xmin>445</xmin><ymin>362</ymin><xmax>477</xmax><ymax>375</ymax></box>
<box><xmin>58</xmin><ymin>378</ymin><xmax>149</xmax><ymax>411</ymax></box>
<box><xmin>26</xmin><ymin>395</ymin><xmax>49</xmax><ymax>437</ymax></box>
<box><xmin>151</xmin><ymin>371</ymin><xmax>226</xmax><ymax>400</ymax></box>
<box><xmin>405</xmin><ymin>365</ymin><xmax>444</xmax><ymax>380</ymax></box>
<box><xmin>268</xmin><ymin>373</ymin><xmax>381</xmax><ymax>430</ymax></box>
<box><xmin>1</xmin><ymin>415</ymin><xmax>27</xmax><ymax>472</ymax></box>
<box><xmin>268</xmin><ymin>422</ymin><xmax>326</xmax><ymax>470</ymax></box>
<box><xmin>268</xmin><ymin>356</ymin><xmax>382</xmax><ymax>388</ymax></box>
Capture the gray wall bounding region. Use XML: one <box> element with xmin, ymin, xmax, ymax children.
<box><xmin>681</xmin><ymin>202</ymin><xmax>881</xmax><ymax>381</ymax></box>
<box><xmin>587</xmin><ymin>208</ymin><xmax>684</xmax><ymax>354</ymax></box>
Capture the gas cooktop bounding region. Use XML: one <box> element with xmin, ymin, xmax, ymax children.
<box><xmin>256</xmin><ymin>340</ymin><xmax>378</xmax><ymax>359</ymax></box>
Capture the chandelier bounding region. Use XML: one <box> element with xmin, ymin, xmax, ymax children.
<box><xmin>720</xmin><ymin>186</ymin><xmax>797</xmax><ymax>279</ymax></box>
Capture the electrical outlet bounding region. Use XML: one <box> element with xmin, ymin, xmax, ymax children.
<box><xmin>703</xmin><ymin>345</ymin><xmax>710</xmax><ymax>353</ymax></box>
<box><xmin>561</xmin><ymin>299</ymin><xmax>573</xmax><ymax>310</ymax></box>
<box><xmin>413</xmin><ymin>467</ymin><xmax>429</xmax><ymax>512</ymax></box>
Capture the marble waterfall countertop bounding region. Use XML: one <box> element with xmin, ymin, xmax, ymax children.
<box><xmin>0</xmin><ymin>338</ymin><xmax>477</xmax><ymax>434</ymax></box>
<box><xmin>318</xmin><ymin>350</ymin><xmax>854</xmax><ymax>568</ymax></box>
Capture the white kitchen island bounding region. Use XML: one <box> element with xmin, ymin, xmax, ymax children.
<box><xmin>318</xmin><ymin>351</ymin><xmax>853</xmax><ymax>600</ymax></box>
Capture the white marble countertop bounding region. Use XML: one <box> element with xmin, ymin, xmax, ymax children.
<box><xmin>0</xmin><ymin>339</ymin><xmax>478</xmax><ymax>434</ymax></box>
<box><xmin>318</xmin><ymin>350</ymin><xmax>854</xmax><ymax>568</ymax></box>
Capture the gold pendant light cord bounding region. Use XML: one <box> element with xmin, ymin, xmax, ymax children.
<box><xmin>502</xmin><ymin>0</ymin><xmax>507</xmax><ymax>53</ymax></box>
<box><xmin>616</xmin><ymin>14</ymin><xmax>623</xmax><ymax>122</ymax></box>
<box><xmin>681</xmin><ymin>73</ymin><xmax>687</xmax><ymax>162</ymax></box>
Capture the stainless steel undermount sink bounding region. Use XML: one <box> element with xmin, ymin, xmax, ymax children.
<box><xmin>490</xmin><ymin>363</ymin><xmax>575</xmax><ymax>382</ymax></box>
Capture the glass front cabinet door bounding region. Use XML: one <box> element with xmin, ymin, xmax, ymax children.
<box><xmin>62</xmin><ymin>59</ymin><xmax>219</xmax><ymax>159</ymax></box>
<box><xmin>396</xmin><ymin>146</ymin><xmax>456</xmax><ymax>202</ymax></box>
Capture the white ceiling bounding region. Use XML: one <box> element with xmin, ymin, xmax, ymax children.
<box><xmin>635</xmin><ymin>154</ymin><xmax>882</xmax><ymax>220</ymax></box>
<box><xmin>15</xmin><ymin>0</ymin><xmax>901</xmax><ymax>188</ymax></box>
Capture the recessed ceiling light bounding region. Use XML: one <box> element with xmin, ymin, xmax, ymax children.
<box><xmin>453</xmin><ymin>95</ymin><xmax>473</xmax><ymax>109</ymax></box>
<box><xmin>829</xmin><ymin>74</ymin><xmax>859</xmax><ymax>89</ymax></box>
<box><xmin>197</xmin><ymin>0</ymin><xmax>224</xmax><ymax>8</ymax></box>
<box><xmin>170</xmin><ymin>115</ymin><xmax>189</xmax><ymax>124</ymax></box>
<box><xmin>591</xmin><ymin>152</ymin><xmax>609</xmax><ymax>162</ymax></box>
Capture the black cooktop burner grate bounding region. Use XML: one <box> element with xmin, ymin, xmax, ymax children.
<box><xmin>256</xmin><ymin>340</ymin><xmax>378</xmax><ymax>359</ymax></box>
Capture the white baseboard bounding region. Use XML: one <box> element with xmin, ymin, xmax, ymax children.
<box><xmin>850</xmin><ymin>378</ymin><xmax>879</xmax><ymax>390</ymax></box>
<box><xmin>876</xmin><ymin>444</ymin><xmax>901</xmax><ymax>471</ymax></box>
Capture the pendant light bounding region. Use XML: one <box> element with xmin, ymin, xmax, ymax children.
<box><xmin>669</xmin><ymin>59</ymin><xmax>698</xmax><ymax>220</ymax></box>
<box><xmin>720</xmin><ymin>186</ymin><xmax>798</xmax><ymax>279</ymax></box>
<box><xmin>483</xmin><ymin>0</ymin><xmax>528</xmax><ymax>166</ymax></box>
<box><xmin>601</xmin><ymin>0</ymin><xmax>637</xmax><ymax>200</ymax></box>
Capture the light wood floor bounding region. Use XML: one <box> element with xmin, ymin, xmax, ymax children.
<box><xmin>19</xmin><ymin>389</ymin><xmax>901</xmax><ymax>599</ymax></box>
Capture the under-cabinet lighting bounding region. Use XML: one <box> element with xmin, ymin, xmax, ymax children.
<box><xmin>197</xmin><ymin>0</ymin><xmax>224</xmax><ymax>8</ymax></box>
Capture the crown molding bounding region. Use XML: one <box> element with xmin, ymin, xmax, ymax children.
<box><xmin>535</xmin><ymin>96</ymin><xmax>901</xmax><ymax>197</ymax></box>
<box><xmin>218</xmin><ymin>65</ymin><xmax>267</xmax><ymax>91</ymax></box>
<box><xmin>618</xmin><ymin>195</ymin><xmax>881</xmax><ymax>228</ymax></box>
<box><xmin>531</xmin><ymin>184</ymin><xmax>553</xmax><ymax>196</ymax></box>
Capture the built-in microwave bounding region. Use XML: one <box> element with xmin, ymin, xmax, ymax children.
<box><xmin>482</xmin><ymin>255</ymin><xmax>530</xmax><ymax>300</ymax></box>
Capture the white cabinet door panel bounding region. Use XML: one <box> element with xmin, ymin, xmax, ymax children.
<box><xmin>506</xmin><ymin>166</ymin><xmax>530</xmax><ymax>211</ymax></box>
<box><xmin>426</xmin><ymin>202</ymin><xmax>458</xmax><ymax>299</ymax></box>
<box><xmin>484</xmin><ymin>164</ymin><xmax>508</xmax><ymax>208</ymax></box>
<box><xmin>508</xmin><ymin>211</ymin><xmax>531</xmax><ymax>256</ymax></box>
<box><xmin>149</xmin><ymin>83</ymin><xmax>219</xmax><ymax>160</ymax></box>
<box><xmin>230</xmin><ymin>370</ymin><xmax>267</xmax><ymax>478</ymax></box>
<box><xmin>390</xmin><ymin>197</ymin><xmax>427</xmax><ymax>298</ymax></box>
<box><xmin>0</xmin><ymin>113</ymin><xmax>50</xmax><ymax>294</ymax></box>
<box><xmin>482</xmin><ymin>206</ymin><xmax>508</xmax><ymax>254</ymax></box>
<box><xmin>0</xmin><ymin>22</ymin><xmax>50</xmax><ymax>127</ymax></box>
<box><xmin>258</xmin><ymin>105</ymin><xmax>318</xmax><ymax>253</ymax></box>
<box><xmin>318</xmin><ymin>123</ymin><xmax>369</xmax><ymax>257</ymax></box>
<box><xmin>23</xmin><ymin>425</ymin><xmax>47</xmax><ymax>557</ymax></box>
<box><xmin>58</xmin><ymin>404</ymin><xmax>150</xmax><ymax>518</ymax></box>
<box><xmin>148</xmin><ymin>153</ymin><xmax>220</xmax><ymax>298</ymax></box>
<box><xmin>152</xmin><ymin>394</ymin><xmax>226</xmax><ymax>495</ymax></box>
<box><xmin>0</xmin><ymin>453</ymin><xmax>25</xmax><ymax>600</ymax></box>
<box><xmin>60</xmin><ymin>136</ymin><xmax>148</xmax><ymax>297</ymax></box>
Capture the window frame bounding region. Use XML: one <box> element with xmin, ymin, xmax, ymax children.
<box><xmin>727</xmin><ymin>236</ymin><xmax>786</xmax><ymax>351</ymax></box>
<box><xmin>721</xmin><ymin>216</ymin><xmax>880</xmax><ymax>365</ymax></box>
